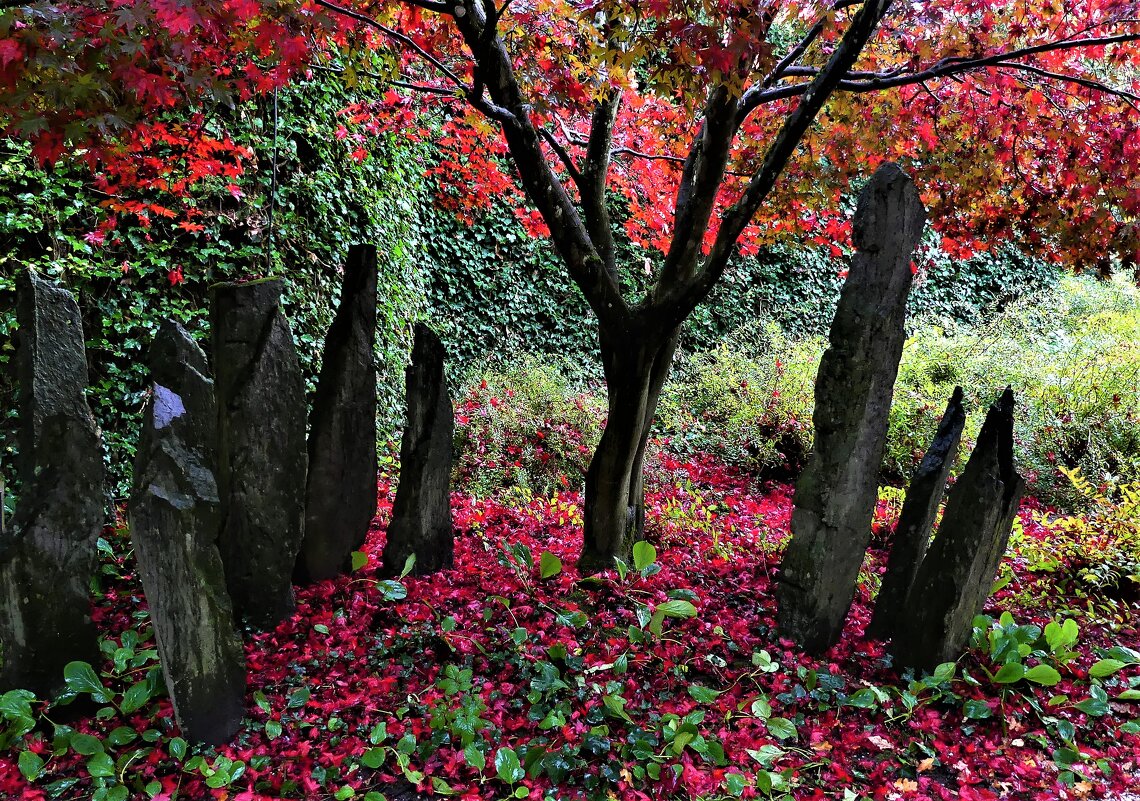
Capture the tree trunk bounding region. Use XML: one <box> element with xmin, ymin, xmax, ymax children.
<box><xmin>578</xmin><ymin>326</ymin><xmax>679</xmax><ymax>573</ymax></box>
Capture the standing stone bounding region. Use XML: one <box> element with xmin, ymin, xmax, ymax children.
<box><xmin>776</xmin><ymin>163</ymin><xmax>927</xmax><ymax>654</ymax></box>
<box><xmin>296</xmin><ymin>246</ymin><xmax>379</xmax><ymax>584</ymax></box>
<box><xmin>0</xmin><ymin>270</ymin><xmax>104</xmax><ymax>695</ymax></box>
<box><xmin>129</xmin><ymin>321</ymin><xmax>246</xmax><ymax>745</ymax></box>
<box><xmin>212</xmin><ymin>279</ymin><xmax>307</xmax><ymax>629</ymax></box>
<box><xmin>867</xmin><ymin>387</ymin><xmax>966</xmax><ymax>640</ymax></box>
<box><xmin>381</xmin><ymin>323</ymin><xmax>454</xmax><ymax>577</ymax></box>
<box><xmin>892</xmin><ymin>388</ymin><xmax>1025</xmax><ymax>669</ymax></box>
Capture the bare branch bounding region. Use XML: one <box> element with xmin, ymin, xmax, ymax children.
<box><xmin>745</xmin><ymin>32</ymin><xmax>1140</xmax><ymax>109</ymax></box>
<box><xmin>449</xmin><ymin>0</ymin><xmax>630</xmax><ymax>329</ymax></box>
<box><xmin>312</xmin><ymin>0</ymin><xmax>466</xmax><ymax>91</ymax></box>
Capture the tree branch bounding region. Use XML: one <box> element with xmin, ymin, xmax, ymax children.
<box><xmin>448</xmin><ymin>0</ymin><xmax>630</xmax><ymax>330</ymax></box>
<box><xmin>745</xmin><ymin>32</ymin><xmax>1140</xmax><ymax>109</ymax></box>
<box><xmin>580</xmin><ymin>91</ymin><xmax>622</xmax><ymax>275</ymax></box>
<box><xmin>649</xmin><ymin>0</ymin><xmax>895</xmax><ymax>329</ymax></box>
<box><xmin>311</xmin><ymin>0</ymin><xmax>466</xmax><ymax>91</ymax></box>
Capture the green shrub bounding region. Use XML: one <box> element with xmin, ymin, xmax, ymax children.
<box><xmin>657</xmin><ymin>322</ymin><xmax>818</xmax><ymax>478</ymax></box>
<box><xmin>452</xmin><ymin>357</ymin><xmax>605</xmax><ymax>498</ymax></box>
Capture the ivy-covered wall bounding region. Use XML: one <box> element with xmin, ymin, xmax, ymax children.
<box><xmin>1</xmin><ymin>79</ymin><xmax>428</xmax><ymax>496</ymax></box>
<box><xmin>419</xmin><ymin>202</ymin><xmax>1061</xmax><ymax>368</ymax></box>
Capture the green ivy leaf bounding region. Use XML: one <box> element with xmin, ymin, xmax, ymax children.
<box><xmin>64</xmin><ymin>661</ymin><xmax>110</xmax><ymax>702</ymax></box>
<box><xmin>994</xmin><ymin>662</ymin><xmax>1026</xmax><ymax>683</ymax></box>
<box><xmin>963</xmin><ymin>699</ymin><xmax>993</xmax><ymax>719</ymax></box>
<box><xmin>18</xmin><ymin>750</ymin><xmax>44</xmax><ymax>781</ymax></box>
<box><xmin>350</xmin><ymin>551</ymin><xmax>368</xmax><ymax>571</ymax></box>
<box><xmin>120</xmin><ymin>680</ymin><xmax>152</xmax><ymax>714</ymax></box>
<box><xmin>86</xmin><ymin>751</ymin><xmax>116</xmax><ymax>779</ymax></box>
<box><xmin>70</xmin><ymin>733</ymin><xmax>104</xmax><ymax>756</ymax></box>
<box><xmin>687</xmin><ymin>684</ymin><xmax>722</xmax><ymax>704</ymax></box>
<box><xmin>1024</xmin><ymin>664</ymin><xmax>1062</xmax><ymax>686</ymax></box>
<box><xmin>1089</xmin><ymin>659</ymin><xmax>1127</xmax><ymax>678</ymax></box>
<box><xmin>361</xmin><ymin>747</ymin><xmax>385</xmax><ymax>769</ymax></box>
<box><xmin>765</xmin><ymin>717</ymin><xmax>797</xmax><ymax>740</ymax></box>
<box><xmin>463</xmin><ymin>743</ymin><xmax>486</xmax><ymax>771</ymax></box>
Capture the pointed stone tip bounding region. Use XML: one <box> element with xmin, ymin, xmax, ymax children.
<box><xmin>951</xmin><ymin>386</ymin><xmax>964</xmax><ymax>404</ymax></box>
<box><xmin>996</xmin><ymin>386</ymin><xmax>1015</xmax><ymax>415</ymax></box>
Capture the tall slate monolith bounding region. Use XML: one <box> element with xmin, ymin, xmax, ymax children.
<box><xmin>892</xmin><ymin>388</ymin><xmax>1025</xmax><ymax>669</ymax></box>
<box><xmin>867</xmin><ymin>387</ymin><xmax>966</xmax><ymax>640</ymax></box>
<box><xmin>776</xmin><ymin>162</ymin><xmax>927</xmax><ymax>654</ymax></box>
<box><xmin>381</xmin><ymin>323</ymin><xmax>454</xmax><ymax>577</ymax></box>
<box><xmin>211</xmin><ymin>279</ymin><xmax>307</xmax><ymax>629</ymax></box>
<box><xmin>129</xmin><ymin>321</ymin><xmax>246</xmax><ymax>744</ymax></box>
<box><xmin>0</xmin><ymin>270</ymin><xmax>104</xmax><ymax>695</ymax></box>
<box><xmin>296</xmin><ymin>246</ymin><xmax>379</xmax><ymax>584</ymax></box>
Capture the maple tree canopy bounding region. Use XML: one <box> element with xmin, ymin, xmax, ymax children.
<box><xmin>1</xmin><ymin>0</ymin><xmax>1137</xmax><ymax>276</ymax></box>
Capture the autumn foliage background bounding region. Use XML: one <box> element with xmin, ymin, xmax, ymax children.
<box><xmin>2</xmin><ymin>0</ymin><xmax>1140</xmax><ymax>799</ymax></box>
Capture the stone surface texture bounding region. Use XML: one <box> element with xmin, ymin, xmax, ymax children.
<box><xmin>893</xmin><ymin>388</ymin><xmax>1025</xmax><ymax>669</ymax></box>
<box><xmin>297</xmin><ymin>245</ymin><xmax>379</xmax><ymax>584</ymax></box>
<box><xmin>381</xmin><ymin>323</ymin><xmax>454</xmax><ymax>577</ymax></box>
<box><xmin>211</xmin><ymin>279</ymin><xmax>307</xmax><ymax>629</ymax></box>
<box><xmin>129</xmin><ymin>320</ymin><xmax>246</xmax><ymax>744</ymax></box>
<box><xmin>776</xmin><ymin>162</ymin><xmax>927</xmax><ymax>654</ymax></box>
<box><xmin>0</xmin><ymin>270</ymin><xmax>104</xmax><ymax>695</ymax></box>
<box><xmin>868</xmin><ymin>387</ymin><xmax>966</xmax><ymax>640</ymax></box>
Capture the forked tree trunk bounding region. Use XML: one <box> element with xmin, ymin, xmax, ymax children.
<box><xmin>579</xmin><ymin>327</ymin><xmax>679</xmax><ymax>572</ymax></box>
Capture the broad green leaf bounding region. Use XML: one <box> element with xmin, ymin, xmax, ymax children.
<box><xmin>398</xmin><ymin>553</ymin><xmax>417</xmax><ymax>579</ymax></box>
<box><xmin>18</xmin><ymin>750</ymin><xmax>44</xmax><ymax>781</ymax></box>
<box><xmin>1089</xmin><ymin>659</ymin><xmax>1127</xmax><ymax>678</ymax></box>
<box><xmin>656</xmin><ymin>600</ymin><xmax>697</xmax><ymax>619</ymax></box>
<box><xmin>765</xmin><ymin>717</ymin><xmax>797</xmax><ymax>740</ymax></box>
<box><xmin>86</xmin><ymin>751</ymin><xmax>115</xmax><ymax>779</ymax></box>
<box><xmin>931</xmin><ymin>662</ymin><xmax>956</xmax><ymax>684</ymax></box>
<box><xmin>539</xmin><ymin>551</ymin><xmax>562</xmax><ymax>579</ymax></box>
<box><xmin>745</xmin><ymin>744</ymin><xmax>784</xmax><ymax>767</ymax></box>
<box><xmin>463</xmin><ymin>743</ymin><xmax>486</xmax><ymax>771</ymax></box>
<box><xmin>494</xmin><ymin>747</ymin><xmax>524</xmax><ymax>784</ymax></box>
<box><xmin>64</xmin><ymin>661</ymin><xmax>109</xmax><ymax>701</ymax></box>
<box><xmin>350</xmin><ymin>551</ymin><xmax>368</xmax><ymax>571</ymax></box>
<box><xmin>1024</xmin><ymin>664</ymin><xmax>1062</xmax><ymax>686</ymax></box>
<box><xmin>120</xmin><ymin>680</ymin><xmax>151</xmax><ymax>714</ymax></box>
<box><xmin>687</xmin><ymin>684</ymin><xmax>722</xmax><ymax>704</ymax></box>
<box><xmin>70</xmin><ymin>733</ymin><xmax>104</xmax><ymax>756</ymax></box>
<box><xmin>361</xmin><ymin>747</ymin><xmax>385</xmax><ymax>769</ymax></box>
<box><xmin>632</xmin><ymin>541</ymin><xmax>656</xmax><ymax>572</ymax></box>
<box><xmin>994</xmin><ymin>662</ymin><xmax>1026</xmax><ymax>683</ymax></box>
<box><xmin>963</xmin><ymin>699</ymin><xmax>993</xmax><ymax>719</ymax></box>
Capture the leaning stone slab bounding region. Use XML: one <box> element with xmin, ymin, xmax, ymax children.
<box><xmin>776</xmin><ymin>163</ymin><xmax>927</xmax><ymax>654</ymax></box>
<box><xmin>129</xmin><ymin>321</ymin><xmax>246</xmax><ymax>744</ymax></box>
<box><xmin>892</xmin><ymin>388</ymin><xmax>1024</xmax><ymax>669</ymax></box>
<box><xmin>381</xmin><ymin>323</ymin><xmax>454</xmax><ymax>577</ymax></box>
<box><xmin>211</xmin><ymin>279</ymin><xmax>307</xmax><ymax>629</ymax></box>
<box><xmin>0</xmin><ymin>270</ymin><xmax>104</xmax><ymax>695</ymax></box>
<box><xmin>867</xmin><ymin>387</ymin><xmax>966</xmax><ymax>640</ymax></box>
<box><xmin>296</xmin><ymin>246</ymin><xmax>379</xmax><ymax>584</ymax></box>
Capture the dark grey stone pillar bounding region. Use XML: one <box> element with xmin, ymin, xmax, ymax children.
<box><xmin>776</xmin><ymin>163</ymin><xmax>927</xmax><ymax>654</ymax></box>
<box><xmin>129</xmin><ymin>321</ymin><xmax>246</xmax><ymax>744</ymax></box>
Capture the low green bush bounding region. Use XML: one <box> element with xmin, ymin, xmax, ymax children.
<box><xmin>454</xmin><ymin>273</ymin><xmax>1139</xmax><ymax>509</ymax></box>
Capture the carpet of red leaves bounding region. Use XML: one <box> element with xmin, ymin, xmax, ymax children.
<box><xmin>1</xmin><ymin>454</ymin><xmax>1137</xmax><ymax>801</ymax></box>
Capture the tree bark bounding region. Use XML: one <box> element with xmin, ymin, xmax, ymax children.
<box><xmin>578</xmin><ymin>325</ymin><xmax>678</xmax><ymax>572</ymax></box>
